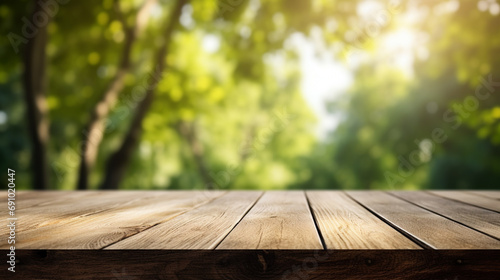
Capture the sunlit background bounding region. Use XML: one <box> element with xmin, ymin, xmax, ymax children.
<box><xmin>1</xmin><ymin>0</ymin><xmax>500</xmax><ymax>190</ymax></box>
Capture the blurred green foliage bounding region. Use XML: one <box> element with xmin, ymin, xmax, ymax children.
<box><xmin>1</xmin><ymin>0</ymin><xmax>499</xmax><ymax>190</ymax></box>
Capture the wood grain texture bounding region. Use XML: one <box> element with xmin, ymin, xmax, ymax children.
<box><xmin>347</xmin><ymin>191</ymin><xmax>500</xmax><ymax>249</ymax></box>
<box><xmin>306</xmin><ymin>191</ymin><xmax>420</xmax><ymax>249</ymax></box>
<box><xmin>2</xmin><ymin>191</ymin><xmax>224</xmax><ymax>249</ymax></box>
<box><xmin>391</xmin><ymin>191</ymin><xmax>500</xmax><ymax>239</ymax></box>
<box><xmin>468</xmin><ymin>191</ymin><xmax>500</xmax><ymax>200</ymax></box>
<box><xmin>217</xmin><ymin>191</ymin><xmax>323</xmax><ymax>249</ymax></box>
<box><xmin>107</xmin><ymin>191</ymin><xmax>262</xmax><ymax>249</ymax></box>
<box><xmin>1</xmin><ymin>191</ymin><xmax>198</xmax><ymax>237</ymax></box>
<box><xmin>0</xmin><ymin>191</ymin><xmax>142</xmax><ymax>236</ymax></box>
<box><xmin>4</xmin><ymin>191</ymin><xmax>99</xmax><ymax>211</ymax></box>
<box><xmin>5</xmin><ymin>191</ymin><xmax>500</xmax><ymax>251</ymax></box>
<box><xmin>430</xmin><ymin>191</ymin><xmax>500</xmax><ymax>212</ymax></box>
<box><xmin>6</xmin><ymin>250</ymin><xmax>500</xmax><ymax>280</ymax></box>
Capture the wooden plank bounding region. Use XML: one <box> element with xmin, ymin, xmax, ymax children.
<box><xmin>217</xmin><ymin>191</ymin><xmax>323</xmax><ymax>249</ymax></box>
<box><xmin>306</xmin><ymin>191</ymin><xmax>420</xmax><ymax>249</ymax></box>
<box><xmin>107</xmin><ymin>191</ymin><xmax>262</xmax><ymax>249</ymax></box>
<box><xmin>2</xmin><ymin>191</ymin><xmax>224</xmax><ymax>249</ymax></box>
<box><xmin>9</xmin><ymin>250</ymin><xmax>500</xmax><ymax>280</ymax></box>
<box><xmin>347</xmin><ymin>191</ymin><xmax>500</xmax><ymax>249</ymax></box>
<box><xmin>0</xmin><ymin>191</ymin><xmax>152</xmax><ymax>236</ymax></box>
<box><xmin>391</xmin><ymin>191</ymin><xmax>500</xmax><ymax>240</ymax></box>
<box><xmin>4</xmin><ymin>191</ymin><xmax>98</xmax><ymax>210</ymax></box>
<box><xmin>468</xmin><ymin>191</ymin><xmax>500</xmax><ymax>200</ymax></box>
<box><xmin>430</xmin><ymin>191</ymin><xmax>500</xmax><ymax>212</ymax></box>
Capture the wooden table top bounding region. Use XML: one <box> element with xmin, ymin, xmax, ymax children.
<box><xmin>4</xmin><ymin>190</ymin><xmax>500</xmax><ymax>250</ymax></box>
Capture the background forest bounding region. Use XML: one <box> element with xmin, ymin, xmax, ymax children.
<box><xmin>1</xmin><ymin>0</ymin><xmax>500</xmax><ymax>190</ymax></box>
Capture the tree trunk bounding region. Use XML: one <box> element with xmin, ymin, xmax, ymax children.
<box><xmin>77</xmin><ymin>0</ymin><xmax>156</xmax><ymax>190</ymax></box>
<box><xmin>100</xmin><ymin>0</ymin><xmax>187</xmax><ymax>189</ymax></box>
<box><xmin>23</xmin><ymin>2</ymin><xmax>50</xmax><ymax>190</ymax></box>
<box><xmin>176</xmin><ymin>121</ymin><xmax>213</xmax><ymax>189</ymax></box>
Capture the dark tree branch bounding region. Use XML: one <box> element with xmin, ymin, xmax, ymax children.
<box><xmin>100</xmin><ymin>0</ymin><xmax>188</xmax><ymax>189</ymax></box>
<box><xmin>77</xmin><ymin>0</ymin><xmax>157</xmax><ymax>190</ymax></box>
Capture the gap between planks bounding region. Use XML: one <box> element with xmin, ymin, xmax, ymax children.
<box><xmin>3</xmin><ymin>191</ymin><xmax>227</xmax><ymax>249</ymax></box>
<box><xmin>211</xmin><ymin>191</ymin><xmax>265</xmax><ymax>249</ymax></box>
<box><xmin>347</xmin><ymin>191</ymin><xmax>500</xmax><ymax>249</ymax></box>
<box><xmin>305</xmin><ymin>191</ymin><xmax>328</xmax><ymax>250</ymax></box>
<box><xmin>343</xmin><ymin>191</ymin><xmax>430</xmax><ymax>249</ymax></box>
<box><xmin>428</xmin><ymin>191</ymin><xmax>500</xmax><ymax>213</ymax></box>
<box><xmin>101</xmin><ymin>191</ymin><xmax>228</xmax><ymax>250</ymax></box>
<box><xmin>216</xmin><ymin>191</ymin><xmax>323</xmax><ymax>249</ymax></box>
<box><xmin>388</xmin><ymin>191</ymin><xmax>500</xmax><ymax>242</ymax></box>
<box><xmin>107</xmin><ymin>191</ymin><xmax>264</xmax><ymax>249</ymax></box>
<box><xmin>8</xmin><ymin>191</ymin><xmax>500</xmax><ymax>250</ymax></box>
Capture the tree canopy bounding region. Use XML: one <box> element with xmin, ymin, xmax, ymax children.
<box><xmin>1</xmin><ymin>0</ymin><xmax>499</xmax><ymax>190</ymax></box>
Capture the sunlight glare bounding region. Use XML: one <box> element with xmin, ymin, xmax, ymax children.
<box><xmin>379</xmin><ymin>27</ymin><xmax>419</xmax><ymax>76</ymax></box>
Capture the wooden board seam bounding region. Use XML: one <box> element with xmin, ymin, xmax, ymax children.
<box><xmin>389</xmin><ymin>192</ymin><xmax>500</xmax><ymax>243</ymax></box>
<box><xmin>426</xmin><ymin>191</ymin><xmax>500</xmax><ymax>214</ymax></box>
<box><xmin>467</xmin><ymin>191</ymin><xmax>497</xmax><ymax>199</ymax></box>
<box><xmin>101</xmin><ymin>191</ymin><xmax>227</xmax><ymax>249</ymax></box>
<box><xmin>344</xmin><ymin>191</ymin><xmax>429</xmax><ymax>250</ymax></box>
<box><xmin>213</xmin><ymin>192</ymin><xmax>265</xmax><ymax>249</ymax></box>
<box><xmin>304</xmin><ymin>191</ymin><xmax>327</xmax><ymax>250</ymax></box>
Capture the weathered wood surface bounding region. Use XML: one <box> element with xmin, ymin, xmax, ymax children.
<box><xmin>347</xmin><ymin>191</ymin><xmax>500</xmax><ymax>249</ymax></box>
<box><xmin>15</xmin><ymin>191</ymin><xmax>225</xmax><ymax>249</ymax></box>
<box><xmin>430</xmin><ymin>191</ymin><xmax>500</xmax><ymax>212</ymax></box>
<box><xmin>3</xmin><ymin>190</ymin><xmax>500</xmax><ymax>250</ymax></box>
<box><xmin>217</xmin><ymin>191</ymin><xmax>322</xmax><ymax>249</ymax></box>
<box><xmin>306</xmin><ymin>191</ymin><xmax>420</xmax><ymax>249</ymax></box>
<box><xmin>107</xmin><ymin>191</ymin><xmax>261</xmax><ymax>249</ymax></box>
<box><xmin>3</xmin><ymin>190</ymin><xmax>500</xmax><ymax>279</ymax></box>
<box><xmin>468</xmin><ymin>190</ymin><xmax>500</xmax><ymax>200</ymax></box>
<box><xmin>391</xmin><ymin>191</ymin><xmax>500</xmax><ymax>240</ymax></box>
